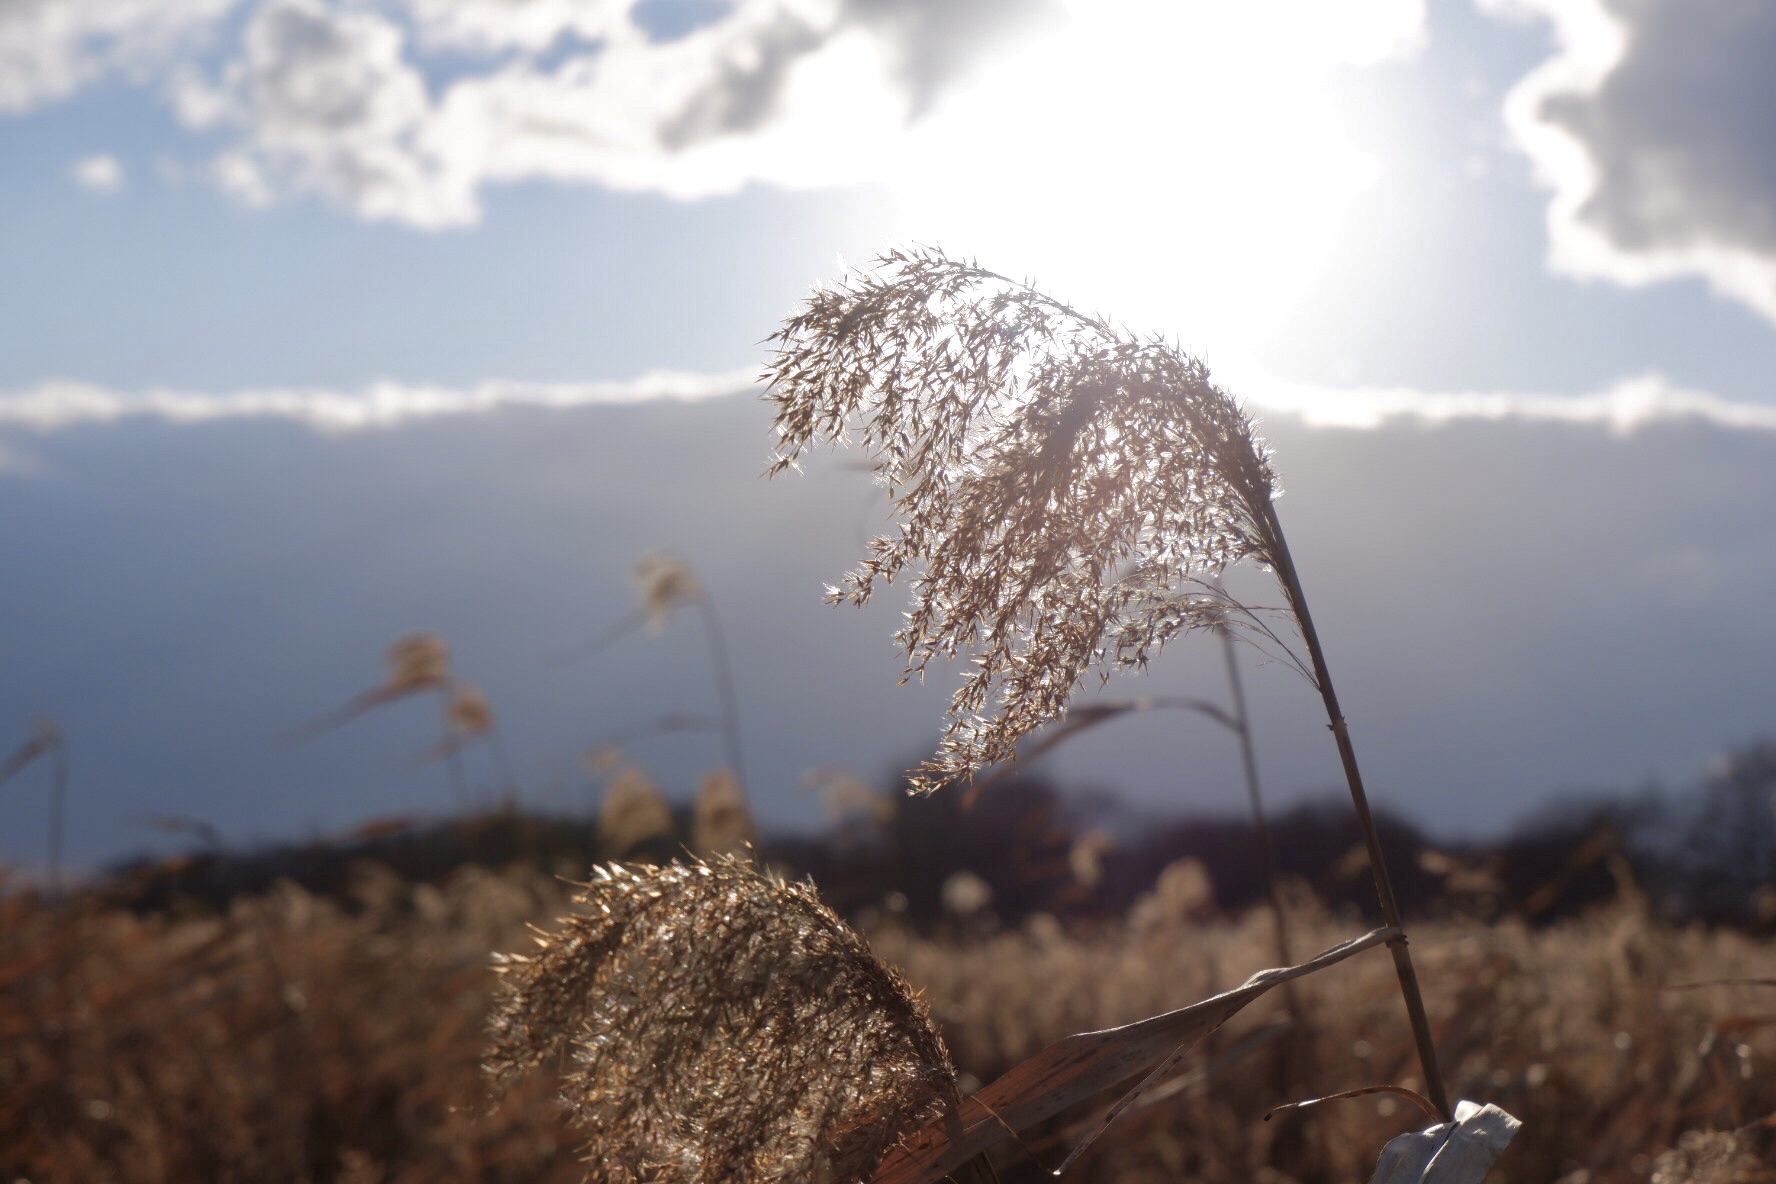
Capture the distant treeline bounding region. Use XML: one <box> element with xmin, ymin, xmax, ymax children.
<box><xmin>89</xmin><ymin>739</ymin><xmax>1776</xmax><ymax>931</ymax></box>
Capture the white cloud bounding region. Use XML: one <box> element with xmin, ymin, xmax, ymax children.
<box><xmin>157</xmin><ymin>0</ymin><xmax>1006</xmax><ymax>224</ymax></box>
<box><xmin>0</xmin><ymin>0</ymin><xmax>235</xmax><ymax>114</ymax></box>
<box><xmin>1248</xmin><ymin>371</ymin><xmax>1776</xmax><ymax>434</ymax></box>
<box><xmin>200</xmin><ymin>0</ymin><xmax>479</xmax><ymax>226</ymax></box>
<box><xmin>4</xmin><ymin>366</ymin><xmax>1775</xmax><ymax>442</ymax></box>
<box><xmin>1483</xmin><ymin>0</ymin><xmax>1776</xmax><ymax>323</ymax></box>
<box><xmin>393</xmin><ymin>0</ymin><xmax>634</xmax><ymax>55</ymax></box>
<box><xmin>0</xmin><ymin>368</ymin><xmax>755</xmax><ymax>434</ymax></box>
<box><xmin>1</xmin><ymin>0</ymin><xmax>1425</xmax><ymax>235</ymax></box>
<box><xmin>71</xmin><ymin>153</ymin><xmax>126</xmax><ymax>192</ymax></box>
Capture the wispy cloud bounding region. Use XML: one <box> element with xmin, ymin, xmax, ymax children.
<box><xmin>71</xmin><ymin>153</ymin><xmax>126</xmax><ymax>192</ymax></box>
<box><xmin>1250</xmin><ymin>372</ymin><xmax>1776</xmax><ymax>434</ymax></box>
<box><xmin>0</xmin><ymin>369</ymin><xmax>755</xmax><ymax>434</ymax></box>
<box><xmin>1482</xmin><ymin>0</ymin><xmax>1776</xmax><ymax>324</ymax></box>
<box><xmin>0</xmin><ymin>0</ymin><xmax>233</xmax><ymax>114</ymax></box>
<box><xmin>4</xmin><ymin>367</ymin><xmax>1774</xmax><ymax>445</ymax></box>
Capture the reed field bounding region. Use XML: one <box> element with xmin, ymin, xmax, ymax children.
<box><xmin>4</xmin><ymin>838</ymin><xmax>1775</xmax><ymax>1183</ymax></box>
<box><xmin>9</xmin><ymin>250</ymin><xmax>1776</xmax><ymax>1182</ymax></box>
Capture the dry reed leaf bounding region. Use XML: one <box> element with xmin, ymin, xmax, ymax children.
<box><xmin>692</xmin><ymin>767</ymin><xmax>757</xmax><ymax>858</ymax></box>
<box><xmin>1368</xmin><ymin>1102</ymin><xmax>1522</xmax><ymax>1184</ymax></box>
<box><xmin>486</xmin><ymin>858</ymin><xmax>956</xmax><ymax>1184</ymax></box>
<box><xmin>871</xmin><ymin>926</ymin><xmax>1401</xmax><ymax>1184</ymax></box>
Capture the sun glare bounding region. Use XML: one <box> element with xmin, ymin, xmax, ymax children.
<box><xmin>888</xmin><ymin>0</ymin><xmax>1421</xmax><ymax>365</ymax></box>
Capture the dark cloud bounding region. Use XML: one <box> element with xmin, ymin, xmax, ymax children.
<box><xmin>3</xmin><ymin>391</ymin><xmax>1774</xmax><ymax>869</ymax></box>
<box><xmin>1497</xmin><ymin>0</ymin><xmax>1776</xmax><ymax>317</ymax></box>
<box><xmin>656</xmin><ymin>8</ymin><xmax>824</xmax><ymax>149</ymax></box>
<box><xmin>841</xmin><ymin>0</ymin><xmax>1065</xmax><ymax>118</ymax></box>
<box><xmin>660</xmin><ymin>0</ymin><xmax>1063</xmax><ymax>149</ymax></box>
<box><xmin>1544</xmin><ymin>0</ymin><xmax>1776</xmax><ymax>256</ymax></box>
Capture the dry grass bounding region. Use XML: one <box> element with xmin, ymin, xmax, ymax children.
<box><xmin>4</xmin><ymin>859</ymin><xmax>1775</xmax><ymax>1183</ymax></box>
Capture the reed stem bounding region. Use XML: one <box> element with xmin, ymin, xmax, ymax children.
<box><xmin>1217</xmin><ymin>619</ymin><xmax>1293</xmax><ymax>971</ymax></box>
<box><xmin>1259</xmin><ymin>501</ymin><xmax>1452</xmax><ymax>1121</ymax></box>
<box><xmin>694</xmin><ymin>592</ymin><xmax>752</xmax><ymax>805</ymax></box>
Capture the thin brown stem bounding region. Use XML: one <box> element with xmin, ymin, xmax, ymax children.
<box><xmin>1259</xmin><ymin>500</ymin><xmax>1453</xmax><ymax>1121</ymax></box>
<box><xmin>1217</xmin><ymin>618</ymin><xmax>1293</xmax><ymax>970</ymax></box>
<box><xmin>694</xmin><ymin>592</ymin><xmax>751</xmax><ymax>805</ymax></box>
<box><xmin>49</xmin><ymin>744</ymin><xmax>66</xmax><ymax>899</ymax></box>
<box><xmin>436</xmin><ymin>685</ymin><xmax>468</xmax><ymax>809</ymax></box>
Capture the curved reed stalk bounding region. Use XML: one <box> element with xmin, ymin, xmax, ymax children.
<box><xmin>565</xmin><ymin>554</ymin><xmax>753</xmax><ymax>806</ymax></box>
<box><xmin>764</xmin><ymin>246</ymin><xmax>1452</xmax><ymax>1119</ymax></box>
<box><xmin>0</xmin><ymin>718</ymin><xmax>67</xmax><ymax>896</ymax></box>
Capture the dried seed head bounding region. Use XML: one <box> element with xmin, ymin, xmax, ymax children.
<box><xmin>764</xmin><ymin>246</ymin><xmax>1282</xmax><ymax>791</ymax></box>
<box><xmin>597</xmin><ymin>764</ymin><xmax>676</xmax><ymax>856</ymax></box>
<box><xmin>633</xmin><ymin>552</ymin><xmax>703</xmax><ymax>634</ymax></box>
<box><xmin>384</xmin><ymin>632</ymin><xmax>451</xmax><ymax>694</ymax></box>
<box><xmin>448</xmin><ymin>683</ymin><xmax>495</xmax><ymax>736</ymax></box>
<box><xmin>692</xmin><ymin>767</ymin><xmax>757</xmax><ymax>859</ymax></box>
<box><xmin>486</xmin><ymin>858</ymin><xmax>956</xmax><ymax>1184</ymax></box>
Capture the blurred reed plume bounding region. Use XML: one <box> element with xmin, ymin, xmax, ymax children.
<box><xmin>633</xmin><ymin>552</ymin><xmax>704</xmax><ymax>633</ymax></box>
<box><xmin>765</xmin><ymin>246</ymin><xmax>1453</xmax><ymax>1117</ymax></box>
<box><xmin>0</xmin><ymin>717</ymin><xmax>67</xmax><ymax>895</ymax></box>
<box><xmin>297</xmin><ymin>632</ymin><xmax>473</xmax><ymax>805</ymax></box>
<box><xmin>448</xmin><ymin>683</ymin><xmax>495</xmax><ymax>738</ymax></box>
<box><xmin>420</xmin><ymin>682</ymin><xmax>522</xmax><ymax>799</ymax></box>
<box><xmin>485</xmin><ymin>858</ymin><xmax>956</xmax><ymax>1184</ymax></box>
<box><xmin>593</xmin><ymin>760</ymin><xmax>676</xmax><ymax>857</ymax></box>
<box><xmin>692</xmin><ymin>767</ymin><xmax>758</xmax><ymax>858</ymax></box>
<box><xmin>566</xmin><ymin>553</ymin><xmax>752</xmax><ymax>806</ymax></box>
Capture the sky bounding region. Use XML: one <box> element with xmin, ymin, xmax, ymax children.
<box><xmin>4</xmin><ymin>0</ymin><xmax>1776</xmax><ymax>869</ymax></box>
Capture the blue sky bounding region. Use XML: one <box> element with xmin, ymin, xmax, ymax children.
<box><xmin>5</xmin><ymin>0</ymin><xmax>1776</xmax><ymax>868</ymax></box>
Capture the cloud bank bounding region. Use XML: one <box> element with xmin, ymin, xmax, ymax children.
<box><xmin>6</xmin><ymin>384</ymin><xmax>1775</xmax><ymax>864</ymax></box>
<box><xmin>1486</xmin><ymin>0</ymin><xmax>1776</xmax><ymax>323</ymax></box>
<box><xmin>4</xmin><ymin>367</ymin><xmax>1774</xmax><ymax>445</ymax></box>
<box><xmin>0</xmin><ymin>369</ymin><xmax>756</xmax><ymax>435</ymax></box>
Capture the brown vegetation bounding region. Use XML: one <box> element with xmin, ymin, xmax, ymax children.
<box><xmin>5</xmin><ymin>851</ymin><xmax>1774</xmax><ymax>1183</ymax></box>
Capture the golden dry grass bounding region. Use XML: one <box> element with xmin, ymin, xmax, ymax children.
<box><xmin>4</xmin><ymin>861</ymin><xmax>1774</xmax><ymax>1183</ymax></box>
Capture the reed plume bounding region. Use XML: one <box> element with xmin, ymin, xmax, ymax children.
<box><xmin>692</xmin><ymin>767</ymin><xmax>758</xmax><ymax>859</ymax></box>
<box><xmin>486</xmin><ymin>858</ymin><xmax>956</xmax><ymax>1184</ymax></box>
<box><xmin>766</xmin><ymin>247</ymin><xmax>1278</xmax><ymax>793</ymax></box>
<box><xmin>764</xmin><ymin>245</ymin><xmax>1453</xmax><ymax>1118</ymax></box>
<box><xmin>568</xmin><ymin>554</ymin><xmax>754</xmax><ymax>806</ymax></box>
<box><xmin>593</xmin><ymin>760</ymin><xmax>677</xmax><ymax>857</ymax></box>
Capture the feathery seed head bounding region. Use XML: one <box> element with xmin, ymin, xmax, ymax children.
<box><xmin>384</xmin><ymin>632</ymin><xmax>451</xmax><ymax>694</ymax></box>
<box><xmin>763</xmin><ymin>247</ymin><xmax>1283</xmax><ymax>791</ymax></box>
<box><xmin>692</xmin><ymin>767</ymin><xmax>757</xmax><ymax>858</ymax></box>
<box><xmin>447</xmin><ymin>683</ymin><xmax>495</xmax><ymax>736</ymax></box>
<box><xmin>633</xmin><ymin>552</ymin><xmax>703</xmax><ymax>634</ymax></box>
<box><xmin>596</xmin><ymin>764</ymin><xmax>676</xmax><ymax>856</ymax></box>
<box><xmin>485</xmin><ymin>857</ymin><xmax>956</xmax><ymax>1184</ymax></box>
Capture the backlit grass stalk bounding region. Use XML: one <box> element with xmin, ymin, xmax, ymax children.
<box><xmin>0</xmin><ymin>719</ymin><xmax>67</xmax><ymax>897</ymax></box>
<box><xmin>764</xmin><ymin>246</ymin><xmax>1452</xmax><ymax>1120</ymax></box>
<box><xmin>570</xmin><ymin>555</ymin><xmax>753</xmax><ymax>805</ymax></box>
